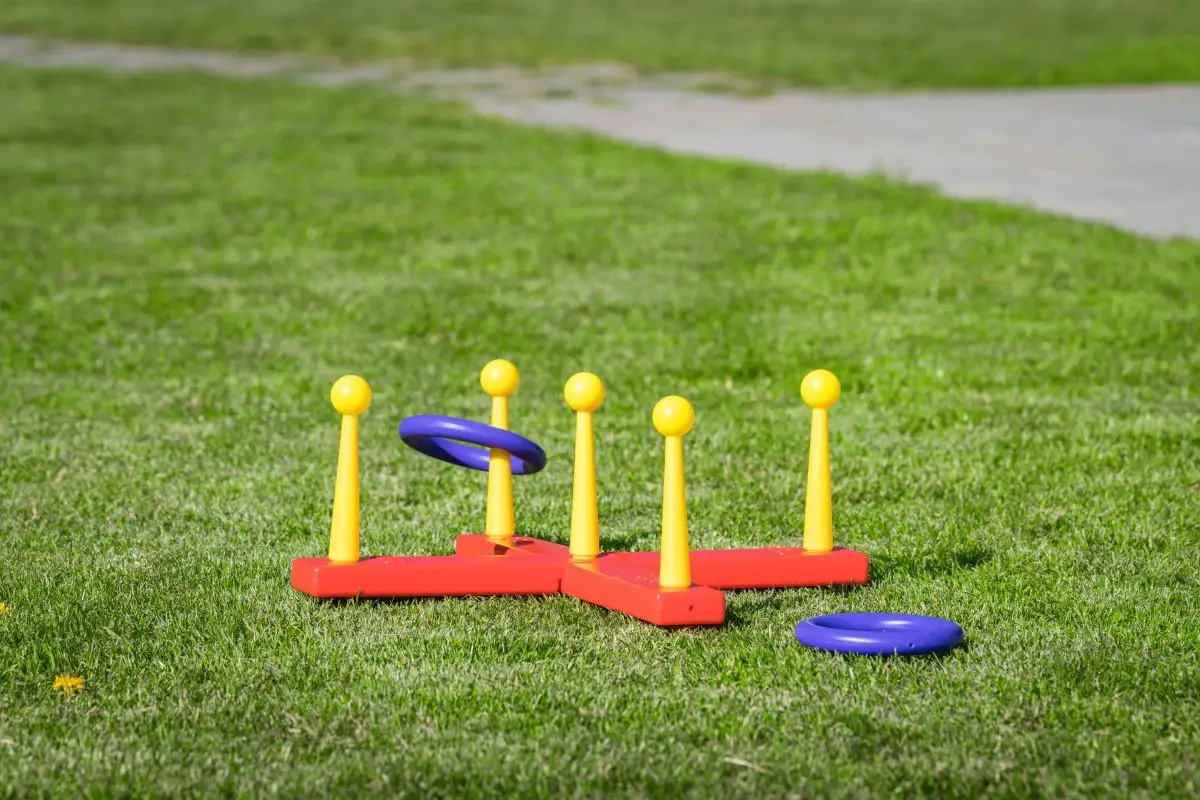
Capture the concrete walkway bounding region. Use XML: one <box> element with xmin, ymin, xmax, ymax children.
<box><xmin>3</xmin><ymin>35</ymin><xmax>1198</xmax><ymax>239</ymax></box>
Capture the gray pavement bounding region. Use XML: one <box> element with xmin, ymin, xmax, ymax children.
<box><xmin>2</xmin><ymin>35</ymin><xmax>1198</xmax><ymax>239</ymax></box>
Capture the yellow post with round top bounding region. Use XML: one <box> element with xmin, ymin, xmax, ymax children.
<box><xmin>565</xmin><ymin>372</ymin><xmax>605</xmax><ymax>560</ymax></box>
<box><xmin>653</xmin><ymin>396</ymin><xmax>695</xmax><ymax>589</ymax></box>
<box><xmin>481</xmin><ymin>359</ymin><xmax>520</xmax><ymax>540</ymax></box>
<box><xmin>801</xmin><ymin>370</ymin><xmax>840</xmax><ymax>554</ymax></box>
<box><xmin>328</xmin><ymin>375</ymin><xmax>372</xmax><ymax>564</ymax></box>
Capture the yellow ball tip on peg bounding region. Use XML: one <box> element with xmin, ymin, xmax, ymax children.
<box><xmin>652</xmin><ymin>396</ymin><xmax>695</xmax><ymax>438</ymax></box>
<box><xmin>564</xmin><ymin>372</ymin><xmax>605</xmax><ymax>413</ymax></box>
<box><xmin>800</xmin><ymin>370</ymin><xmax>841</xmax><ymax>410</ymax></box>
<box><xmin>331</xmin><ymin>375</ymin><xmax>372</xmax><ymax>416</ymax></box>
<box><xmin>480</xmin><ymin>359</ymin><xmax>520</xmax><ymax>398</ymax></box>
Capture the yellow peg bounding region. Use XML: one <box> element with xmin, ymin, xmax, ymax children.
<box><xmin>481</xmin><ymin>359</ymin><xmax>520</xmax><ymax>540</ymax></box>
<box><xmin>800</xmin><ymin>370</ymin><xmax>841</xmax><ymax>554</ymax></box>
<box><xmin>653</xmin><ymin>396</ymin><xmax>695</xmax><ymax>589</ymax></box>
<box><xmin>565</xmin><ymin>372</ymin><xmax>605</xmax><ymax>560</ymax></box>
<box><xmin>328</xmin><ymin>375</ymin><xmax>372</xmax><ymax>564</ymax></box>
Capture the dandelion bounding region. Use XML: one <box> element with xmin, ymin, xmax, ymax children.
<box><xmin>0</xmin><ymin>603</ymin><xmax>7</xmax><ymax>616</ymax></box>
<box><xmin>52</xmin><ymin>675</ymin><xmax>85</xmax><ymax>697</ymax></box>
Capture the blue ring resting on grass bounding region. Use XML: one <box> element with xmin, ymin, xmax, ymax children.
<box><xmin>398</xmin><ymin>415</ymin><xmax>547</xmax><ymax>475</ymax></box>
<box><xmin>794</xmin><ymin>613</ymin><xmax>963</xmax><ymax>656</ymax></box>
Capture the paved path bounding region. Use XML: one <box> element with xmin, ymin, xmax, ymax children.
<box><xmin>3</xmin><ymin>35</ymin><xmax>1198</xmax><ymax>239</ymax></box>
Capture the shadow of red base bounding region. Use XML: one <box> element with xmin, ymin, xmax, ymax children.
<box><xmin>292</xmin><ymin>535</ymin><xmax>868</xmax><ymax>627</ymax></box>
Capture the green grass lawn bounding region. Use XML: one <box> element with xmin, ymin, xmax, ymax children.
<box><xmin>3</xmin><ymin>0</ymin><xmax>1200</xmax><ymax>89</ymax></box>
<box><xmin>1</xmin><ymin>66</ymin><xmax>1198</xmax><ymax>797</ymax></box>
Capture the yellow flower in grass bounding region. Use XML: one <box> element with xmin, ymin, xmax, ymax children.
<box><xmin>52</xmin><ymin>675</ymin><xmax>85</xmax><ymax>697</ymax></box>
<box><xmin>0</xmin><ymin>603</ymin><xmax>7</xmax><ymax>616</ymax></box>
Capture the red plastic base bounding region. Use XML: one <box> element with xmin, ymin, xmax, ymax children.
<box><xmin>562</xmin><ymin>557</ymin><xmax>725</xmax><ymax>626</ymax></box>
<box><xmin>290</xmin><ymin>554</ymin><xmax>561</xmax><ymax>598</ymax></box>
<box><xmin>610</xmin><ymin>546</ymin><xmax>869</xmax><ymax>589</ymax></box>
<box><xmin>454</xmin><ymin>534</ymin><xmax>570</xmax><ymax>559</ymax></box>
<box><xmin>293</xmin><ymin>535</ymin><xmax>869</xmax><ymax>628</ymax></box>
<box><xmin>454</xmin><ymin>535</ymin><xmax>868</xmax><ymax>590</ymax></box>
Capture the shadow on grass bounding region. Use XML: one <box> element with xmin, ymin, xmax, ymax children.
<box><xmin>810</xmin><ymin>637</ymin><xmax>973</xmax><ymax>661</ymax></box>
<box><xmin>867</xmin><ymin>542</ymin><xmax>994</xmax><ymax>583</ymax></box>
<box><xmin>302</xmin><ymin>535</ymin><xmax>989</xmax><ymax>632</ymax></box>
<box><xmin>722</xmin><ymin>581</ymin><xmax>872</xmax><ymax>627</ymax></box>
<box><xmin>317</xmin><ymin>593</ymin><xmax>565</xmax><ymax>611</ymax></box>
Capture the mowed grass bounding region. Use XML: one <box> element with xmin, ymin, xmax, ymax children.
<box><xmin>3</xmin><ymin>0</ymin><xmax>1200</xmax><ymax>89</ymax></box>
<box><xmin>0</xmin><ymin>66</ymin><xmax>1198</xmax><ymax>798</ymax></box>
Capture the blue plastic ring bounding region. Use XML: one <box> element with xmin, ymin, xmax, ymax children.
<box><xmin>398</xmin><ymin>415</ymin><xmax>547</xmax><ymax>475</ymax></box>
<box><xmin>794</xmin><ymin>613</ymin><xmax>963</xmax><ymax>656</ymax></box>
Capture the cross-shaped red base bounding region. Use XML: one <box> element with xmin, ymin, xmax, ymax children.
<box><xmin>292</xmin><ymin>537</ymin><xmax>869</xmax><ymax>627</ymax></box>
